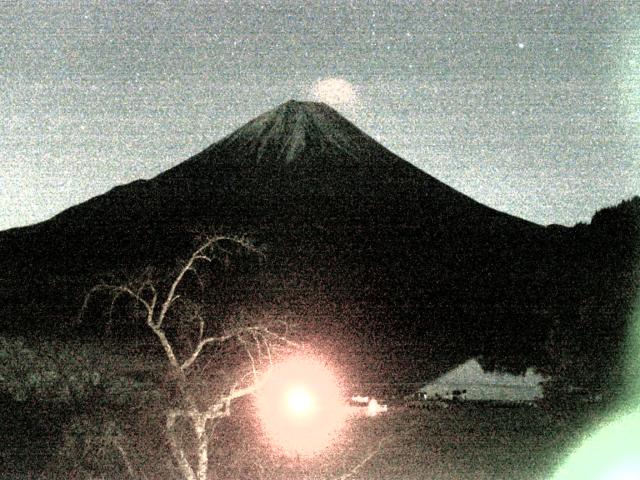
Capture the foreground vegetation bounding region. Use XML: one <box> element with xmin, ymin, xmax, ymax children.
<box><xmin>0</xmin><ymin>377</ymin><xmax>606</xmax><ymax>480</ymax></box>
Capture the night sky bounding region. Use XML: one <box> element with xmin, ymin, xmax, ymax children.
<box><xmin>1</xmin><ymin>1</ymin><xmax>638</xmax><ymax>230</ymax></box>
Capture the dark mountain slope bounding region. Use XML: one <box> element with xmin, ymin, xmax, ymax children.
<box><xmin>0</xmin><ymin>101</ymin><xmax>636</xmax><ymax>385</ymax></box>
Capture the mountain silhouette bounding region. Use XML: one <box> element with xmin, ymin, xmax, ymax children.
<box><xmin>1</xmin><ymin>100</ymin><xmax>637</xmax><ymax>387</ymax></box>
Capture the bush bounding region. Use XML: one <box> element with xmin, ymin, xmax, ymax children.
<box><xmin>0</xmin><ymin>336</ymin><xmax>104</xmax><ymax>404</ymax></box>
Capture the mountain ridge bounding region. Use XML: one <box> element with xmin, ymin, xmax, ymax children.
<box><xmin>1</xmin><ymin>100</ymin><xmax>539</xmax><ymax>239</ymax></box>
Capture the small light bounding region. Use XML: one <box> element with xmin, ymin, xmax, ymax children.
<box><xmin>367</xmin><ymin>398</ymin><xmax>379</xmax><ymax>416</ymax></box>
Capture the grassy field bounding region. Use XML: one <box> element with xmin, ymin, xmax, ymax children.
<box><xmin>0</xmin><ymin>397</ymin><xmax>607</xmax><ymax>480</ymax></box>
<box><xmin>215</xmin><ymin>402</ymin><xmax>605</xmax><ymax>480</ymax></box>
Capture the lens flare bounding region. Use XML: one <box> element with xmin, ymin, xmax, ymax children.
<box><xmin>551</xmin><ymin>410</ymin><xmax>640</xmax><ymax>480</ymax></box>
<box><xmin>552</xmin><ymin>295</ymin><xmax>640</xmax><ymax>479</ymax></box>
<box><xmin>257</xmin><ymin>355</ymin><xmax>346</xmax><ymax>456</ymax></box>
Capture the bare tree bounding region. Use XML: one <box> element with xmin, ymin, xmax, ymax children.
<box><xmin>80</xmin><ymin>235</ymin><xmax>296</xmax><ymax>480</ymax></box>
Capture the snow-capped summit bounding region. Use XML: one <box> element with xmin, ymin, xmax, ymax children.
<box><xmin>213</xmin><ymin>100</ymin><xmax>396</xmax><ymax>167</ymax></box>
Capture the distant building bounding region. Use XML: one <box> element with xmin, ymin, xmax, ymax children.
<box><xmin>419</xmin><ymin>358</ymin><xmax>547</xmax><ymax>403</ymax></box>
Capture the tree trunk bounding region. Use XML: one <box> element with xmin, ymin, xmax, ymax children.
<box><xmin>194</xmin><ymin>414</ymin><xmax>209</xmax><ymax>480</ymax></box>
<box><xmin>167</xmin><ymin>411</ymin><xmax>197</xmax><ymax>480</ymax></box>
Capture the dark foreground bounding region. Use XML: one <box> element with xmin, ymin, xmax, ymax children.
<box><xmin>0</xmin><ymin>398</ymin><xmax>605</xmax><ymax>480</ymax></box>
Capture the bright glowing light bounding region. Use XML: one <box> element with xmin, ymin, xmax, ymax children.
<box><xmin>311</xmin><ymin>78</ymin><xmax>358</xmax><ymax>107</ymax></box>
<box><xmin>257</xmin><ymin>355</ymin><xmax>346</xmax><ymax>456</ymax></box>
<box><xmin>286</xmin><ymin>386</ymin><xmax>314</xmax><ymax>415</ymax></box>
<box><xmin>367</xmin><ymin>398</ymin><xmax>379</xmax><ymax>417</ymax></box>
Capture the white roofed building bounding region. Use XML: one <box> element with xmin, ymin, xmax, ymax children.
<box><xmin>419</xmin><ymin>358</ymin><xmax>547</xmax><ymax>403</ymax></box>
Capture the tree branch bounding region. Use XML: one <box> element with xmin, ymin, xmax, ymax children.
<box><xmin>336</xmin><ymin>435</ymin><xmax>390</xmax><ymax>480</ymax></box>
<box><xmin>113</xmin><ymin>436</ymin><xmax>148</xmax><ymax>480</ymax></box>
<box><xmin>180</xmin><ymin>324</ymin><xmax>297</xmax><ymax>371</ymax></box>
<box><xmin>157</xmin><ymin>235</ymin><xmax>247</xmax><ymax>329</ymax></box>
<box><xmin>79</xmin><ymin>284</ymin><xmax>150</xmax><ymax>324</ymax></box>
<box><xmin>180</xmin><ymin>333</ymin><xmax>236</xmax><ymax>371</ymax></box>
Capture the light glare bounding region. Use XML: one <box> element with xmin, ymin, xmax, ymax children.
<box><xmin>552</xmin><ymin>410</ymin><xmax>640</xmax><ymax>480</ymax></box>
<box><xmin>286</xmin><ymin>386</ymin><xmax>314</xmax><ymax>415</ymax></box>
<box><xmin>257</xmin><ymin>355</ymin><xmax>346</xmax><ymax>456</ymax></box>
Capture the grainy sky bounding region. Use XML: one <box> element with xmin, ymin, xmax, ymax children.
<box><xmin>1</xmin><ymin>0</ymin><xmax>638</xmax><ymax>230</ymax></box>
